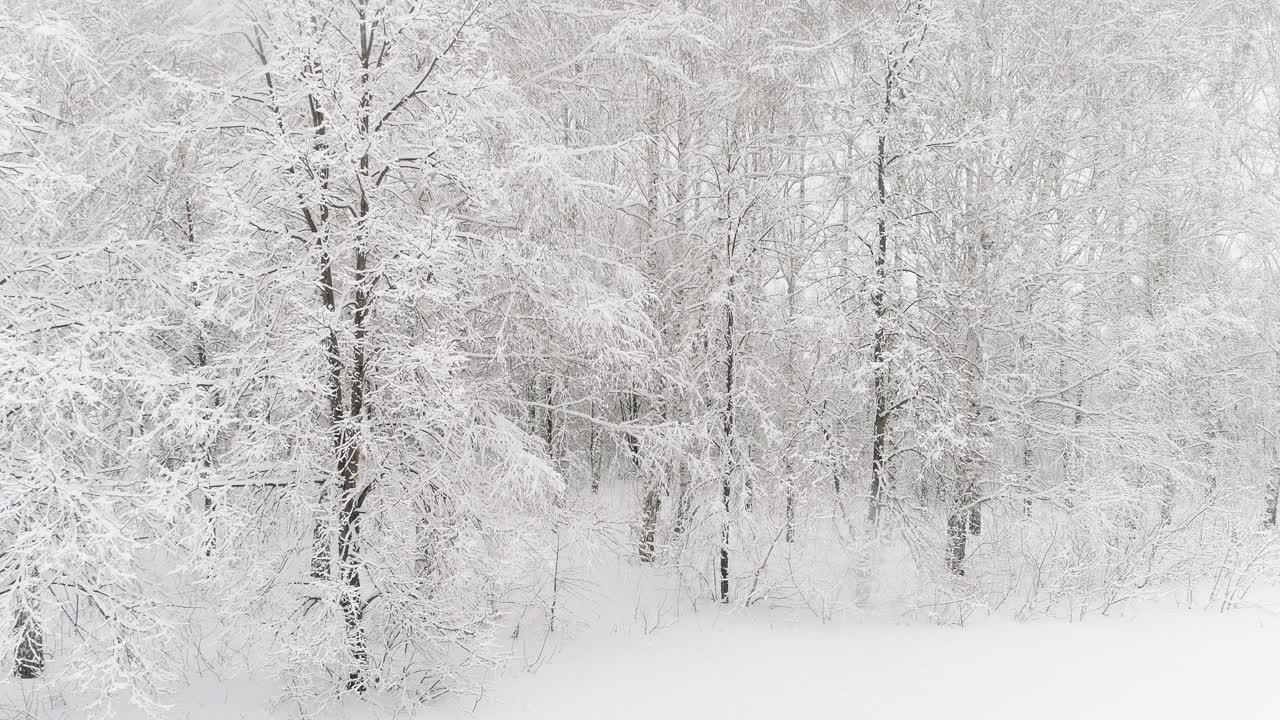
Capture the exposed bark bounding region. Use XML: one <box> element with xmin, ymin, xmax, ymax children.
<box><xmin>817</xmin><ymin>400</ymin><xmax>841</xmax><ymax>495</ymax></box>
<box><xmin>635</xmin><ymin>63</ymin><xmax>667</xmax><ymax>563</ymax></box>
<box><xmin>784</xmin><ymin>470</ymin><xmax>797</xmax><ymax>544</ymax></box>
<box><xmin>297</xmin><ymin>44</ymin><xmax>340</xmax><ymax>584</ymax></box>
<box><xmin>542</xmin><ymin>376</ymin><xmax>562</xmax><ymax>463</ymax></box>
<box><xmin>13</xmin><ymin>599</ymin><xmax>42</xmax><ymax>679</ymax></box>
<box><xmin>867</xmin><ymin>56</ymin><xmax>896</xmax><ymax>531</ymax></box>
<box><xmin>627</xmin><ymin>388</ymin><xmax>662</xmax><ymax>564</ymax></box>
<box><xmin>673</xmin><ymin>459</ymin><xmax>692</xmax><ymax>540</ymax></box>
<box><xmin>946</xmin><ymin>2</ymin><xmax>991</xmax><ymax>575</ymax></box>
<box><xmin>639</xmin><ymin>486</ymin><xmax>661</xmax><ymax>563</ymax></box>
<box><xmin>783</xmin><ymin>137</ymin><xmax>803</xmax><ymax>543</ymax></box>
<box><xmin>945</xmin><ymin>505</ymin><xmax>970</xmax><ymax>576</ymax></box>
<box><xmin>620</xmin><ymin>391</ymin><xmax>643</xmax><ymax>462</ymax></box>
<box><xmin>636</xmin><ymin>429</ymin><xmax>661</xmax><ymax>564</ymax></box>
<box><xmin>1019</xmin><ymin>321</ymin><xmax>1035</xmax><ymax>516</ymax></box>
<box><xmin>587</xmin><ymin>401</ymin><xmax>602</xmax><ymax>492</ymax></box>
<box><xmin>720</xmin><ymin>228</ymin><xmax>736</xmax><ymax>604</ymax></box>
<box><xmin>945</xmin><ymin>251</ymin><xmax>988</xmax><ymax>575</ymax></box>
<box><xmin>333</xmin><ymin>3</ymin><xmax>379</xmax><ymax>691</ymax></box>
<box><xmin>667</xmin><ymin>8</ymin><xmax>693</xmax><ymax>543</ymax></box>
<box><xmin>1022</xmin><ymin>428</ymin><xmax>1035</xmax><ymax>517</ymax></box>
<box><xmin>947</xmin><ymin>390</ymin><xmax>983</xmax><ymax>576</ymax></box>
<box><xmin>1264</xmin><ymin>465</ymin><xmax>1279</xmax><ymax>529</ymax></box>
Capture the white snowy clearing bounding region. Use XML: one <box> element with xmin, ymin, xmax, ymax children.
<box><xmin>454</xmin><ymin>611</ymin><xmax>1280</xmax><ymax>720</ymax></box>
<box><xmin>44</xmin><ymin>604</ymin><xmax>1278</xmax><ymax>720</ymax></box>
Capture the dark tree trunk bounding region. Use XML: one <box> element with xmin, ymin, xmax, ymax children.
<box><xmin>13</xmin><ymin>602</ymin><xmax>42</xmax><ymax>679</ymax></box>
<box><xmin>1022</xmin><ymin>427</ymin><xmax>1035</xmax><ymax>516</ymax></box>
<box><xmin>1264</xmin><ymin>466</ymin><xmax>1279</xmax><ymax>529</ymax></box>
<box><xmin>543</xmin><ymin>376</ymin><xmax>557</xmax><ymax>458</ymax></box>
<box><xmin>630</xmin><ymin>63</ymin><xmax>659</xmax><ymax>556</ymax></box>
<box><xmin>639</xmin><ymin>486</ymin><xmax>661</xmax><ymax>563</ymax></box>
<box><xmin>817</xmin><ymin>401</ymin><xmax>840</xmax><ymax>495</ymax></box>
<box><xmin>332</xmin><ymin>247</ymin><xmax>371</xmax><ymax>692</ymax></box>
<box><xmin>720</xmin><ymin>252</ymin><xmax>736</xmax><ymax>604</ymax></box>
<box><xmin>202</xmin><ymin>495</ymin><xmax>216</xmax><ymax>556</ymax></box>
<box><xmin>948</xmin><ymin>394</ymin><xmax>981</xmax><ymax>576</ymax></box>
<box><xmin>945</xmin><ymin>511</ymin><xmax>968</xmax><ymax>576</ymax></box>
<box><xmin>867</xmin><ymin>62</ymin><xmax>896</xmax><ymax>531</ymax></box>
<box><xmin>785</xmin><ymin>479</ymin><xmax>796</xmax><ymax>544</ymax></box>
<box><xmin>303</xmin><ymin>73</ymin><xmax>339</xmax><ymax>583</ymax></box>
<box><xmin>718</xmin><ymin>515</ymin><xmax>730</xmax><ymax>603</ymax></box>
<box><xmin>335</xmin><ymin>410</ymin><xmax>368</xmax><ymax>692</ymax></box>
<box><xmin>1158</xmin><ymin>476</ymin><xmax>1176</xmax><ymax>527</ymax></box>
<box><xmin>672</xmin><ymin>460</ymin><xmax>692</xmax><ymax>539</ymax></box>
<box><xmin>948</xmin><ymin>443</ymin><xmax>980</xmax><ymax>575</ymax></box>
<box><xmin>621</xmin><ymin>391</ymin><xmax>642</xmax><ymax>462</ymax></box>
<box><xmin>337</xmin><ymin>6</ymin><xmax>376</xmax><ymax>691</ymax></box>
<box><xmin>588</xmin><ymin>401</ymin><xmax>602</xmax><ymax>492</ymax></box>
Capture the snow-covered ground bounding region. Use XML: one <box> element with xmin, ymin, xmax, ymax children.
<box><xmin>11</xmin><ymin>548</ymin><xmax>1280</xmax><ymax>720</ymax></box>
<box><xmin>456</xmin><ymin>609</ymin><xmax>1280</xmax><ymax>720</ymax></box>
<box><xmin>27</xmin><ymin>604</ymin><xmax>1273</xmax><ymax>720</ymax></box>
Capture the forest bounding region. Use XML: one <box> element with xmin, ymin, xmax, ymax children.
<box><xmin>3</xmin><ymin>0</ymin><xmax>1280</xmax><ymax>717</ymax></box>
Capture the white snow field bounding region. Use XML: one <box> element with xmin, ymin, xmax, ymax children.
<box><xmin>465</xmin><ymin>607</ymin><xmax>1280</xmax><ymax>717</ymax></box>
<box><xmin>456</xmin><ymin>609</ymin><xmax>1280</xmax><ymax>720</ymax></box>
<box><xmin>19</xmin><ymin>603</ymin><xmax>1276</xmax><ymax>720</ymax></box>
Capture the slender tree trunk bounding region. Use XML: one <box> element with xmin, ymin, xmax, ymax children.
<box><xmin>301</xmin><ymin>55</ymin><xmax>339</xmax><ymax>584</ymax></box>
<box><xmin>588</xmin><ymin>401</ymin><xmax>602</xmax><ymax>493</ymax></box>
<box><xmin>1018</xmin><ymin>303</ymin><xmax>1035</xmax><ymax>516</ymax></box>
<box><xmin>720</xmin><ymin>234</ymin><xmax>736</xmax><ymax>604</ymax></box>
<box><xmin>1264</xmin><ymin>465</ymin><xmax>1279</xmax><ymax>529</ymax></box>
<box><xmin>251</xmin><ymin>29</ymin><xmax>339</xmax><ymax>585</ymax></box>
<box><xmin>947</xmin><ymin>7</ymin><xmax>992</xmax><ymax>575</ymax></box>
<box><xmin>639</xmin><ymin>382</ymin><xmax>662</xmax><ymax>563</ymax></box>
<box><xmin>782</xmin><ymin>137</ymin><xmax>803</xmax><ymax>542</ymax></box>
<box><xmin>13</xmin><ymin>594</ymin><xmax>42</xmax><ymax>679</ymax></box>
<box><xmin>947</xmin><ymin>350</ymin><xmax>984</xmax><ymax>577</ymax></box>
<box><xmin>1266</xmin><ymin>359</ymin><xmax>1280</xmax><ymax>529</ymax></box>
<box><xmin>546</xmin><ymin>377</ymin><xmax>567</xmax><ymax>630</ymax></box>
<box><xmin>621</xmin><ymin>391</ymin><xmax>642</xmax><ymax>463</ymax></box>
<box><xmin>185</xmin><ymin>200</ymin><xmax>219</xmax><ymax>556</ymax></box>
<box><xmin>720</xmin><ymin>303</ymin><xmax>734</xmax><ymax>603</ymax></box>
<box><xmin>542</xmin><ymin>375</ymin><xmax>560</xmax><ymax>460</ymax></box>
<box><xmin>945</xmin><ymin>510</ymin><xmax>969</xmax><ymax>576</ymax></box>
<box><xmin>947</xmin><ymin>392</ymin><xmax>983</xmax><ymax>575</ymax></box>
<box><xmin>635</xmin><ymin>69</ymin><xmax>662</xmax><ymax>559</ymax></box>
<box><xmin>639</xmin><ymin>486</ymin><xmax>661</xmax><ymax>563</ymax></box>
<box><xmin>818</xmin><ymin>401</ymin><xmax>840</xmax><ymax>495</ymax></box>
<box><xmin>335</xmin><ymin>241</ymin><xmax>370</xmax><ymax>675</ymax></box>
<box><xmin>1158</xmin><ymin>475</ymin><xmax>1176</xmax><ymax>527</ymax></box>
<box><xmin>867</xmin><ymin>65</ymin><xmax>895</xmax><ymax>530</ymax></box>
<box><xmin>784</xmin><ymin>463</ymin><xmax>797</xmax><ymax>544</ymax></box>
<box><xmin>782</xmin><ymin>339</ymin><xmax>799</xmax><ymax>542</ymax></box>
<box><xmin>945</xmin><ymin>245</ymin><xmax>988</xmax><ymax>575</ymax></box>
<box><xmin>672</xmin><ymin>457</ymin><xmax>693</xmax><ymax>540</ymax></box>
<box><xmin>335</xmin><ymin>6</ymin><xmax>378</xmax><ymax>690</ymax></box>
<box><xmin>1022</xmin><ymin>425</ymin><xmax>1035</xmax><ymax>516</ymax></box>
<box><xmin>667</xmin><ymin>25</ymin><xmax>692</xmax><ymax>541</ymax></box>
